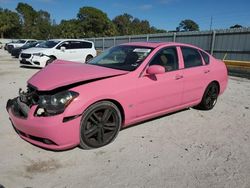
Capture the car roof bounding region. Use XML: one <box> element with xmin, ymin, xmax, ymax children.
<box><xmin>121</xmin><ymin>42</ymin><xmax>202</xmax><ymax>50</ymax></box>
<box><xmin>48</xmin><ymin>39</ymin><xmax>92</xmax><ymax>42</ymax></box>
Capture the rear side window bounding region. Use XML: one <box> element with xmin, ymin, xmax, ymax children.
<box><xmin>181</xmin><ymin>47</ymin><xmax>203</xmax><ymax>68</ymax></box>
<box><xmin>70</xmin><ymin>41</ymin><xmax>92</xmax><ymax>49</ymax></box>
<box><xmin>200</xmin><ymin>51</ymin><xmax>210</xmax><ymax>65</ymax></box>
<box><xmin>81</xmin><ymin>42</ymin><xmax>92</xmax><ymax>48</ymax></box>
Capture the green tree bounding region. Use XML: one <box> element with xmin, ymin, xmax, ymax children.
<box><xmin>113</xmin><ymin>13</ymin><xmax>166</xmax><ymax>35</ymax></box>
<box><xmin>57</xmin><ymin>19</ymin><xmax>82</xmax><ymax>38</ymax></box>
<box><xmin>16</xmin><ymin>3</ymin><xmax>53</xmax><ymax>39</ymax></box>
<box><xmin>176</xmin><ymin>19</ymin><xmax>199</xmax><ymax>32</ymax></box>
<box><xmin>0</xmin><ymin>8</ymin><xmax>21</xmax><ymax>38</ymax></box>
<box><xmin>33</xmin><ymin>10</ymin><xmax>52</xmax><ymax>39</ymax></box>
<box><xmin>77</xmin><ymin>7</ymin><xmax>117</xmax><ymax>37</ymax></box>
<box><xmin>16</xmin><ymin>3</ymin><xmax>37</xmax><ymax>37</ymax></box>
<box><xmin>113</xmin><ymin>13</ymin><xmax>133</xmax><ymax>35</ymax></box>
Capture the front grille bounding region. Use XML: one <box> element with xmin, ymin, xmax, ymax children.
<box><xmin>8</xmin><ymin>45</ymin><xmax>14</xmax><ymax>50</ymax></box>
<box><xmin>21</xmin><ymin>53</ymin><xmax>31</xmax><ymax>59</ymax></box>
<box><xmin>20</xmin><ymin>60</ymin><xmax>32</xmax><ymax>65</ymax></box>
<box><xmin>10</xmin><ymin>98</ymin><xmax>28</xmax><ymax>118</ymax></box>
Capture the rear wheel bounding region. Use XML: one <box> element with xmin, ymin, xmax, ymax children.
<box><xmin>80</xmin><ymin>101</ymin><xmax>122</xmax><ymax>149</ymax></box>
<box><xmin>85</xmin><ymin>55</ymin><xmax>93</xmax><ymax>63</ymax></box>
<box><xmin>196</xmin><ymin>82</ymin><xmax>219</xmax><ymax>110</ymax></box>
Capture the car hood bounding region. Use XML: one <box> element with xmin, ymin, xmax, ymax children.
<box><xmin>21</xmin><ymin>47</ymin><xmax>48</xmax><ymax>54</ymax></box>
<box><xmin>28</xmin><ymin>60</ymin><xmax>129</xmax><ymax>91</ymax></box>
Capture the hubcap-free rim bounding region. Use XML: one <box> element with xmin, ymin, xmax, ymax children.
<box><xmin>82</xmin><ymin>106</ymin><xmax>119</xmax><ymax>147</ymax></box>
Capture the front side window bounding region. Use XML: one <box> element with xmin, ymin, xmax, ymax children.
<box><xmin>149</xmin><ymin>47</ymin><xmax>179</xmax><ymax>72</ymax></box>
<box><xmin>181</xmin><ymin>47</ymin><xmax>203</xmax><ymax>68</ymax></box>
<box><xmin>57</xmin><ymin>41</ymin><xmax>70</xmax><ymax>49</ymax></box>
<box><xmin>88</xmin><ymin>45</ymin><xmax>152</xmax><ymax>71</ymax></box>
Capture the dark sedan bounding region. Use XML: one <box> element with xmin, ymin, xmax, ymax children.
<box><xmin>11</xmin><ymin>42</ymin><xmax>40</xmax><ymax>58</ymax></box>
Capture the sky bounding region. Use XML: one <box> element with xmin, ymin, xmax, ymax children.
<box><xmin>1</xmin><ymin>0</ymin><xmax>250</xmax><ymax>31</ymax></box>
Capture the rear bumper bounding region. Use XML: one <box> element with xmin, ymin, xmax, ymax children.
<box><xmin>6</xmin><ymin>98</ymin><xmax>81</xmax><ymax>150</ymax></box>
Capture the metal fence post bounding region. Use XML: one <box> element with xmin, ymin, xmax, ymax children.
<box><xmin>102</xmin><ymin>38</ymin><xmax>105</xmax><ymax>51</ymax></box>
<box><xmin>113</xmin><ymin>37</ymin><xmax>116</xmax><ymax>46</ymax></box>
<box><xmin>146</xmin><ymin>35</ymin><xmax>149</xmax><ymax>42</ymax></box>
<box><xmin>210</xmin><ymin>30</ymin><xmax>216</xmax><ymax>55</ymax></box>
<box><xmin>173</xmin><ymin>32</ymin><xmax>176</xmax><ymax>42</ymax></box>
<box><xmin>93</xmin><ymin>38</ymin><xmax>96</xmax><ymax>49</ymax></box>
<box><xmin>128</xmin><ymin>36</ymin><xmax>131</xmax><ymax>42</ymax></box>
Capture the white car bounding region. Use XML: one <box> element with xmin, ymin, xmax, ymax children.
<box><xmin>19</xmin><ymin>39</ymin><xmax>97</xmax><ymax>68</ymax></box>
<box><xmin>7</xmin><ymin>39</ymin><xmax>37</xmax><ymax>52</ymax></box>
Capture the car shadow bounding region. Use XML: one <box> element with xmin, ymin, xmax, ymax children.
<box><xmin>20</xmin><ymin>65</ymin><xmax>42</xmax><ymax>70</ymax></box>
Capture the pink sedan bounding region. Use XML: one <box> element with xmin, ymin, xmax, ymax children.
<box><xmin>6</xmin><ymin>42</ymin><xmax>228</xmax><ymax>150</ymax></box>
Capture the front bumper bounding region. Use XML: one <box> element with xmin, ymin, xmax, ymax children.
<box><xmin>6</xmin><ymin>98</ymin><xmax>81</xmax><ymax>150</ymax></box>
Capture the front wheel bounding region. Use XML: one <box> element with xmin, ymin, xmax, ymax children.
<box><xmin>196</xmin><ymin>82</ymin><xmax>219</xmax><ymax>110</ymax></box>
<box><xmin>80</xmin><ymin>101</ymin><xmax>122</xmax><ymax>149</ymax></box>
<box><xmin>45</xmin><ymin>56</ymin><xmax>56</xmax><ymax>66</ymax></box>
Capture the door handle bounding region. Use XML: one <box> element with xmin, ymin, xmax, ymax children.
<box><xmin>204</xmin><ymin>70</ymin><xmax>210</xmax><ymax>74</ymax></box>
<box><xmin>175</xmin><ymin>75</ymin><xmax>183</xmax><ymax>80</ymax></box>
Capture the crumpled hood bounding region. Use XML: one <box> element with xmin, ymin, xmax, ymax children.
<box><xmin>28</xmin><ymin>60</ymin><xmax>128</xmax><ymax>91</ymax></box>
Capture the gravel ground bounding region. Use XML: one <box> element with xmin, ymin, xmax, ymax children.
<box><xmin>0</xmin><ymin>49</ymin><xmax>250</xmax><ymax>188</ymax></box>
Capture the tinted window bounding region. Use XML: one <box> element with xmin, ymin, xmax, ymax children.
<box><xmin>150</xmin><ymin>47</ymin><xmax>179</xmax><ymax>72</ymax></box>
<box><xmin>58</xmin><ymin>41</ymin><xmax>70</xmax><ymax>49</ymax></box>
<box><xmin>81</xmin><ymin>42</ymin><xmax>92</xmax><ymax>48</ymax></box>
<box><xmin>200</xmin><ymin>50</ymin><xmax>210</xmax><ymax>65</ymax></box>
<box><xmin>69</xmin><ymin>41</ymin><xmax>92</xmax><ymax>49</ymax></box>
<box><xmin>181</xmin><ymin>47</ymin><xmax>203</xmax><ymax>68</ymax></box>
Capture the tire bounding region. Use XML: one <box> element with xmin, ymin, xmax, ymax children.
<box><xmin>45</xmin><ymin>56</ymin><xmax>56</xmax><ymax>66</ymax></box>
<box><xmin>85</xmin><ymin>55</ymin><xmax>93</xmax><ymax>63</ymax></box>
<box><xmin>80</xmin><ymin>101</ymin><xmax>122</xmax><ymax>149</ymax></box>
<box><xmin>196</xmin><ymin>82</ymin><xmax>219</xmax><ymax>110</ymax></box>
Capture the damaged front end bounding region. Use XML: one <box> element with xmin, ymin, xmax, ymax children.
<box><xmin>6</xmin><ymin>86</ymin><xmax>39</xmax><ymax>118</ymax></box>
<box><xmin>6</xmin><ymin>85</ymin><xmax>81</xmax><ymax>150</ymax></box>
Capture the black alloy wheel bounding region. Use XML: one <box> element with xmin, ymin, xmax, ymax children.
<box><xmin>197</xmin><ymin>82</ymin><xmax>219</xmax><ymax>110</ymax></box>
<box><xmin>80</xmin><ymin>101</ymin><xmax>122</xmax><ymax>149</ymax></box>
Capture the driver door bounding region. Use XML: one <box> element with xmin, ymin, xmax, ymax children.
<box><xmin>135</xmin><ymin>47</ymin><xmax>183</xmax><ymax>117</ymax></box>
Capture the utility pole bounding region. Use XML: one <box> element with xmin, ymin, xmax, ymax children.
<box><xmin>210</xmin><ymin>16</ymin><xmax>213</xmax><ymax>31</ymax></box>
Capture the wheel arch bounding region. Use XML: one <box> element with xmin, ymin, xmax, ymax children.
<box><xmin>82</xmin><ymin>98</ymin><xmax>125</xmax><ymax>125</ymax></box>
<box><xmin>210</xmin><ymin>80</ymin><xmax>220</xmax><ymax>94</ymax></box>
<box><xmin>49</xmin><ymin>55</ymin><xmax>57</xmax><ymax>59</ymax></box>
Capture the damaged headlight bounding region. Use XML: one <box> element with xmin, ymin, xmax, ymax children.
<box><xmin>37</xmin><ymin>91</ymin><xmax>79</xmax><ymax>116</ymax></box>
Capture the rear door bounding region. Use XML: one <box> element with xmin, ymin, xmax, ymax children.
<box><xmin>180</xmin><ymin>47</ymin><xmax>206</xmax><ymax>104</ymax></box>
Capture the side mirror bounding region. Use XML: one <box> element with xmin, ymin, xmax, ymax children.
<box><xmin>60</xmin><ymin>46</ymin><xmax>66</xmax><ymax>52</ymax></box>
<box><xmin>146</xmin><ymin>65</ymin><xmax>165</xmax><ymax>75</ymax></box>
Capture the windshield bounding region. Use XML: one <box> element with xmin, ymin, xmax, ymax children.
<box><xmin>36</xmin><ymin>40</ymin><xmax>60</xmax><ymax>48</ymax></box>
<box><xmin>22</xmin><ymin>42</ymin><xmax>37</xmax><ymax>48</ymax></box>
<box><xmin>88</xmin><ymin>45</ymin><xmax>152</xmax><ymax>71</ymax></box>
<box><xmin>17</xmin><ymin>40</ymin><xmax>26</xmax><ymax>44</ymax></box>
